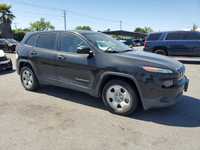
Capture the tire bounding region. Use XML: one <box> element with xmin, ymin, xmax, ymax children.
<box><xmin>102</xmin><ymin>79</ymin><xmax>139</xmax><ymax>116</ymax></box>
<box><xmin>20</xmin><ymin>66</ymin><xmax>39</xmax><ymax>91</ymax></box>
<box><xmin>154</xmin><ymin>49</ymin><xmax>167</xmax><ymax>55</ymax></box>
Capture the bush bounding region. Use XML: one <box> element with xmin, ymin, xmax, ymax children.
<box><xmin>13</xmin><ymin>31</ymin><xmax>26</xmax><ymax>41</ymax></box>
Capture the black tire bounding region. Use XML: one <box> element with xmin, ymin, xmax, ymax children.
<box><xmin>102</xmin><ymin>79</ymin><xmax>139</xmax><ymax>116</ymax></box>
<box><xmin>154</xmin><ymin>49</ymin><xmax>167</xmax><ymax>55</ymax></box>
<box><xmin>20</xmin><ymin>66</ymin><xmax>39</xmax><ymax>91</ymax></box>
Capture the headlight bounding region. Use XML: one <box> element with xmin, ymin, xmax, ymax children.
<box><xmin>143</xmin><ymin>66</ymin><xmax>173</xmax><ymax>74</ymax></box>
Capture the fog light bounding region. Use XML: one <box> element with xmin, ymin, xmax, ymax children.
<box><xmin>163</xmin><ymin>80</ymin><xmax>173</xmax><ymax>88</ymax></box>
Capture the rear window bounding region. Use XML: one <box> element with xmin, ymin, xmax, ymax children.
<box><xmin>147</xmin><ymin>33</ymin><xmax>162</xmax><ymax>41</ymax></box>
<box><xmin>36</xmin><ymin>33</ymin><xmax>57</xmax><ymax>50</ymax></box>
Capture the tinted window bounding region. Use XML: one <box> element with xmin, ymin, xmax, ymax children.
<box><xmin>60</xmin><ymin>33</ymin><xmax>88</xmax><ymax>53</ymax></box>
<box><xmin>147</xmin><ymin>33</ymin><xmax>162</xmax><ymax>41</ymax></box>
<box><xmin>166</xmin><ymin>32</ymin><xmax>200</xmax><ymax>40</ymax></box>
<box><xmin>184</xmin><ymin>32</ymin><xmax>200</xmax><ymax>40</ymax></box>
<box><xmin>166</xmin><ymin>32</ymin><xmax>185</xmax><ymax>40</ymax></box>
<box><xmin>25</xmin><ymin>35</ymin><xmax>37</xmax><ymax>46</ymax></box>
<box><xmin>36</xmin><ymin>33</ymin><xmax>57</xmax><ymax>49</ymax></box>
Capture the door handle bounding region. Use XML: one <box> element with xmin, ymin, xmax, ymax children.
<box><xmin>57</xmin><ymin>55</ymin><xmax>65</xmax><ymax>60</ymax></box>
<box><xmin>30</xmin><ymin>51</ymin><xmax>38</xmax><ymax>56</ymax></box>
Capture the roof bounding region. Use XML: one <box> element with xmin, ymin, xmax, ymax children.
<box><xmin>102</xmin><ymin>30</ymin><xmax>147</xmax><ymax>38</ymax></box>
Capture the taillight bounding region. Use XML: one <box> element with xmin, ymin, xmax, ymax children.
<box><xmin>144</xmin><ymin>41</ymin><xmax>147</xmax><ymax>48</ymax></box>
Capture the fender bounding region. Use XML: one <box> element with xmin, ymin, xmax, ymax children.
<box><xmin>17</xmin><ymin>58</ymin><xmax>38</xmax><ymax>77</ymax></box>
<box><xmin>93</xmin><ymin>71</ymin><xmax>144</xmax><ymax>101</ymax></box>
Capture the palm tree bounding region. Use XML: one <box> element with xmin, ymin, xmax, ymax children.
<box><xmin>0</xmin><ymin>4</ymin><xmax>15</xmax><ymax>38</ymax></box>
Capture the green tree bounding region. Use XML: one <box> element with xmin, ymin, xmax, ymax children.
<box><xmin>12</xmin><ymin>28</ymin><xmax>31</xmax><ymax>41</ymax></box>
<box><xmin>0</xmin><ymin>4</ymin><xmax>15</xmax><ymax>24</ymax></box>
<box><xmin>134</xmin><ymin>26</ymin><xmax>153</xmax><ymax>33</ymax></box>
<box><xmin>30</xmin><ymin>18</ymin><xmax>55</xmax><ymax>31</ymax></box>
<box><xmin>75</xmin><ymin>25</ymin><xmax>92</xmax><ymax>31</ymax></box>
<box><xmin>0</xmin><ymin>3</ymin><xmax>15</xmax><ymax>38</ymax></box>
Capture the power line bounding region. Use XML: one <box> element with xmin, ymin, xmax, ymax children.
<box><xmin>13</xmin><ymin>0</ymin><xmax>121</xmax><ymax>23</ymax></box>
<box><xmin>12</xmin><ymin>0</ymin><xmax>130</xmax><ymax>30</ymax></box>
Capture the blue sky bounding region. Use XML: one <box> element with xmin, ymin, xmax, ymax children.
<box><xmin>2</xmin><ymin>0</ymin><xmax>200</xmax><ymax>31</ymax></box>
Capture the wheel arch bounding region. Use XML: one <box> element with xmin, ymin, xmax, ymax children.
<box><xmin>97</xmin><ymin>72</ymin><xmax>144</xmax><ymax>108</ymax></box>
<box><xmin>153</xmin><ymin>46</ymin><xmax>168</xmax><ymax>55</ymax></box>
<box><xmin>17</xmin><ymin>59</ymin><xmax>37</xmax><ymax>76</ymax></box>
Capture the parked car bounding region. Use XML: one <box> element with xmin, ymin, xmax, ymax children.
<box><xmin>0</xmin><ymin>38</ymin><xmax>18</xmax><ymax>53</ymax></box>
<box><xmin>133</xmin><ymin>39</ymin><xmax>144</xmax><ymax>46</ymax></box>
<box><xmin>121</xmin><ymin>39</ymin><xmax>134</xmax><ymax>47</ymax></box>
<box><xmin>0</xmin><ymin>50</ymin><xmax>13</xmax><ymax>71</ymax></box>
<box><xmin>16</xmin><ymin>31</ymin><xmax>189</xmax><ymax>115</ymax></box>
<box><xmin>144</xmin><ymin>31</ymin><xmax>200</xmax><ymax>56</ymax></box>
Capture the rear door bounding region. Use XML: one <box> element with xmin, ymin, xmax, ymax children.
<box><xmin>165</xmin><ymin>32</ymin><xmax>195</xmax><ymax>56</ymax></box>
<box><xmin>56</xmin><ymin>32</ymin><xmax>96</xmax><ymax>92</ymax></box>
<box><xmin>30</xmin><ymin>32</ymin><xmax>59</xmax><ymax>84</ymax></box>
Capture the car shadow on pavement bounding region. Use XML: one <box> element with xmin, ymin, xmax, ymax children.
<box><xmin>40</xmin><ymin>86</ymin><xmax>200</xmax><ymax>127</ymax></box>
<box><xmin>0</xmin><ymin>69</ymin><xmax>15</xmax><ymax>75</ymax></box>
<box><xmin>132</xmin><ymin>95</ymin><xmax>200</xmax><ymax>127</ymax></box>
<box><xmin>40</xmin><ymin>86</ymin><xmax>105</xmax><ymax>110</ymax></box>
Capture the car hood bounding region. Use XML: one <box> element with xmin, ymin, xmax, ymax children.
<box><xmin>115</xmin><ymin>51</ymin><xmax>183</xmax><ymax>72</ymax></box>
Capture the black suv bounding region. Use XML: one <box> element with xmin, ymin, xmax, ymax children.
<box><xmin>16</xmin><ymin>31</ymin><xmax>189</xmax><ymax>115</ymax></box>
<box><xmin>144</xmin><ymin>31</ymin><xmax>200</xmax><ymax>56</ymax></box>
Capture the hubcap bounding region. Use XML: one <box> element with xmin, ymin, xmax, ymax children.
<box><xmin>106</xmin><ymin>85</ymin><xmax>132</xmax><ymax>113</ymax></box>
<box><xmin>22</xmin><ymin>69</ymin><xmax>33</xmax><ymax>89</ymax></box>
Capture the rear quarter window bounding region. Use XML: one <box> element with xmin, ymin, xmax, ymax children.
<box><xmin>25</xmin><ymin>34</ymin><xmax>37</xmax><ymax>46</ymax></box>
<box><xmin>147</xmin><ymin>33</ymin><xmax>162</xmax><ymax>41</ymax></box>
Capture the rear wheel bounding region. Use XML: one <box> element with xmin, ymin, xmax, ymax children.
<box><xmin>20</xmin><ymin>66</ymin><xmax>39</xmax><ymax>91</ymax></box>
<box><xmin>102</xmin><ymin>80</ymin><xmax>139</xmax><ymax>116</ymax></box>
<box><xmin>154</xmin><ymin>49</ymin><xmax>167</xmax><ymax>55</ymax></box>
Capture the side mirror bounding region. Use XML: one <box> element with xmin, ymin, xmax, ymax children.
<box><xmin>77</xmin><ymin>46</ymin><xmax>94</xmax><ymax>57</ymax></box>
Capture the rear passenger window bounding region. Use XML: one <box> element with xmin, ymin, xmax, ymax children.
<box><xmin>36</xmin><ymin>33</ymin><xmax>57</xmax><ymax>50</ymax></box>
<box><xmin>147</xmin><ymin>33</ymin><xmax>162</xmax><ymax>41</ymax></box>
<box><xmin>25</xmin><ymin>35</ymin><xmax>37</xmax><ymax>46</ymax></box>
<box><xmin>184</xmin><ymin>32</ymin><xmax>200</xmax><ymax>40</ymax></box>
<box><xmin>166</xmin><ymin>32</ymin><xmax>185</xmax><ymax>40</ymax></box>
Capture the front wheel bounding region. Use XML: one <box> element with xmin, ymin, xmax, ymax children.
<box><xmin>102</xmin><ymin>80</ymin><xmax>139</xmax><ymax>116</ymax></box>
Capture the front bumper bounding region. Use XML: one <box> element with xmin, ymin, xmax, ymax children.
<box><xmin>140</xmin><ymin>75</ymin><xmax>189</xmax><ymax>110</ymax></box>
<box><xmin>0</xmin><ymin>59</ymin><xmax>13</xmax><ymax>71</ymax></box>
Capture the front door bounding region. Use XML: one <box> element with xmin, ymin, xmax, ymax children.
<box><xmin>56</xmin><ymin>32</ymin><xmax>96</xmax><ymax>92</ymax></box>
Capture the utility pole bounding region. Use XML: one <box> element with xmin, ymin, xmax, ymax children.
<box><xmin>120</xmin><ymin>20</ymin><xmax>122</xmax><ymax>30</ymax></box>
<box><xmin>63</xmin><ymin>10</ymin><xmax>67</xmax><ymax>31</ymax></box>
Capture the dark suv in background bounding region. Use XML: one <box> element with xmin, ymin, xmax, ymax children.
<box><xmin>16</xmin><ymin>31</ymin><xmax>189</xmax><ymax>115</ymax></box>
<box><xmin>144</xmin><ymin>31</ymin><xmax>200</xmax><ymax>56</ymax></box>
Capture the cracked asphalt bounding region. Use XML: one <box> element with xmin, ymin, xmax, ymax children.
<box><xmin>0</xmin><ymin>54</ymin><xmax>200</xmax><ymax>150</ymax></box>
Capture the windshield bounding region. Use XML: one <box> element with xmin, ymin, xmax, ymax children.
<box><xmin>82</xmin><ymin>32</ymin><xmax>132</xmax><ymax>52</ymax></box>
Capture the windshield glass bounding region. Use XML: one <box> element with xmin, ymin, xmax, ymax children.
<box><xmin>82</xmin><ymin>32</ymin><xmax>132</xmax><ymax>52</ymax></box>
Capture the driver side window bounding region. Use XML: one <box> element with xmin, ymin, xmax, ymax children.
<box><xmin>60</xmin><ymin>33</ymin><xmax>88</xmax><ymax>53</ymax></box>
